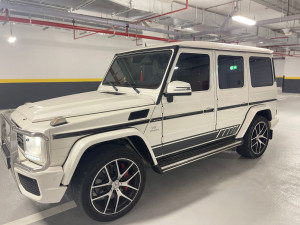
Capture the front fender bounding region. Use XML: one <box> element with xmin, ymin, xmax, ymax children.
<box><xmin>236</xmin><ymin>105</ymin><xmax>272</xmax><ymax>139</ymax></box>
<box><xmin>61</xmin><ymin>128</ymin><xmax>156</xmax><ymax>185</ymax></box>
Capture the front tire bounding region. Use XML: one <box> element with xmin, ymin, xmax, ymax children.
<box><xmin>71</xmin><ymin>144</ymin><xmax>146</xmax><ymax>222</ymax></box>
<box><xmin>237</xmin><ymin>116</ymin><xmax>270</xmax><ymax>158</ymax></box>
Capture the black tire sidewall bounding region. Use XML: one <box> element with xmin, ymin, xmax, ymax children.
<box><xmin>245</xmin><ymin>116</ymin><xmax>270</xmax><ymax>158</ymax></box>
<box><xmin>75</xmin><ymin>145</ymin><xmax>146</xmax><ymax>222</ymax></box>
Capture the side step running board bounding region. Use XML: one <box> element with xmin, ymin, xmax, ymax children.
<box><xmin>158</xmin><ymin>139</ymin><xmax>243</xmax><ymax>172</ymax></box>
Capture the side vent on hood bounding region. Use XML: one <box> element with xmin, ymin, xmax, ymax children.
<box><xmin>129</xmin><ymin>109</ymin><xmax>150</xmax><ymax>121</ymax></box>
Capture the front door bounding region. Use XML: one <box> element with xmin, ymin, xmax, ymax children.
<box><xmin>161</xmin><ymin>49</ymin><xmax>216</xmax><ymax>156</ymax></box>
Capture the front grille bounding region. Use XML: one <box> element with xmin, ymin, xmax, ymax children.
<box><xmin>17</xmin><ymin>133</ymin><xmax>24</xmax><ymax>150</ymax></box>
<box><xmin>18</xmin><ymin>173</ymin><xmax>40</xmax><ymax>196</ymax></box>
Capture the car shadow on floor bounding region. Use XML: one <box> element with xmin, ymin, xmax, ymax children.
<box><xmin>30</xmin><ymin>150</ymin><xmax>261</xmax><ymax>225</ymax></box>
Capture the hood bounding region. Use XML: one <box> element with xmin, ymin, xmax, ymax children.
<box><xmin>16</xmin><ymin>91</ymin><xmax>155</xmax><ymax>123</ymax></box>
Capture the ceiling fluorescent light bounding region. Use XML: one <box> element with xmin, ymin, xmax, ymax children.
<box><xmin>8</xmin><ymin>36</ymin><xmax>17</xmax><ymax>43</ymax></box>
<box><xmin>232</xmin><ymin>15</ymin><xmax>256</xmax><ymax>26</ymax></box>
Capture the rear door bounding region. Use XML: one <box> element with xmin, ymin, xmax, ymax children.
<box><xmin>215</xmin><ymin>51</ymin><xmax>249</xmax><ymax>135</ymax></box>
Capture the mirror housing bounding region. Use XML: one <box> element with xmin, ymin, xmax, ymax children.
<box><xmin>164</xmin><ymin>81</ymin><xmax>192</xmax><ymax>103</ymax></box>
<box><xmin>165</xmin><ymin>81</ymin><xmax>192</xmax><ymax>96</ymax></box>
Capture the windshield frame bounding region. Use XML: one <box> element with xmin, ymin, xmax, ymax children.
<box><xmin>100</xmin><ymin>47</ymin><xmax>176</xmax><ymax>92</ymax></box>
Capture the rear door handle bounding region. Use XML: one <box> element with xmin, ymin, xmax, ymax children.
<box><xmin>204</xmin><ymin>108</ymin><xmax>214</xmax><ymax>113</ymax></box>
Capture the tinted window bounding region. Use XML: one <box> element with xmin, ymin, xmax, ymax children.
<box><xmin>218</xmin><ymin>55</ymin><xmax>244</xmax><ymax>89</ymax></box>
<box><xmin>249</xmin><ymin>57</ymin><xmax>274</xmax><ymax>87</ymax></box>
<box><xmin>171</xmin><ymin>53</ymin><xmax>210</xmax><ymax>92</ymax></box>
<box><xmin>102</xmin><ymin>50</ymin><xmax>172</xmax><ymax>89</ymax></box>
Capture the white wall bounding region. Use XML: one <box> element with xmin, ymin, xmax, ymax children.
<box><xmin>282</xmin><ymin>57</ymin><xmax>300</xmax><ymax>78</ymax></box>
<box><xmin>274</xmin><ymin>59</ymin><xmax>285</xmax><ymax>77</ymax></box>
<box><xmin>0</xmin><ymin>23</ymin><xmax>138</xmax><ymax>79</ymax></box>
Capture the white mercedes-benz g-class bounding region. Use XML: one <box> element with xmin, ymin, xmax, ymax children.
<box><xmin>1</xmin><ymin>41</ymin><xmax>278</xmax><ymax>221</ymax></box>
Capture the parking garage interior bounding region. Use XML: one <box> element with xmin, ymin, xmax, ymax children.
<box><xmin>0</xmin><ymin>0</ymin><xmax>300</xmax><ymax>224</ymax></box>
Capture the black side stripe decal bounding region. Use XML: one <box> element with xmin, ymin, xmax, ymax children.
<box><xmin>249</xmin><ymin>99</ymin><xmax>277</xmax><ymax>105</ymax></box>
<box><xmin>218</xmin><ymin>103</ymin><xmax>248</xmax><ymax>111</ymax></box>
<box><xmin>218</xmin><ymin>99</ymin><xmax>276</xmax><ymax>111</ymax></box>
<box><xmin>53</xmin><ymin>119</ymin><xmax>150</xmax><ymax>139</ymax></box>
<box><xmin>53</xmin><ymin>99</ymin><xmax>276</xmax><ymax>139</ymax></box>
<box><xmin>152</xmin><ymin>125</ymin><xmax>240</xmax><ymax>156</ymax></box>
<box><xmin>151</xmin><ymin>109</ymin><xmax>214</xmax><ymax>122</ymax></box>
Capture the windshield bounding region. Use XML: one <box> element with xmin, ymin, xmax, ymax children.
<box><xmin>102</xmin><ymin>50</ymin><xmax>172</xmax><ymax>89</ymax></box>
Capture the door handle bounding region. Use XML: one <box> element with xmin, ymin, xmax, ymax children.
<box><xmin>204</xmin><ymin>108</ymin><xmax>214</xmax><ymax>113</ymax></box>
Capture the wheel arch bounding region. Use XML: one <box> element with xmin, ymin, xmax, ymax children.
<box><xmin>61</xmin><ymin>128</ymin><xmax>157</xmax><ymax>185</ymax></box>
<box><xmin>236</xmin><ymin>105</ymin><xmax>272</xmax><ymax>139</ymax></box>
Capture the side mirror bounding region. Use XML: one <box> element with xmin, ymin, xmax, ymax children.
<box><xmin>164</xmin><ymin>81</ymin><xmax>192</xmax><ymax>102</ymax></box>
<box><xmin>165</xmin><ymin>81</ymin><xmax>192</xmax><ymax>96</ymax></box>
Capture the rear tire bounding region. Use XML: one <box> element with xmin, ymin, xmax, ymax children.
<box><xmin>71</xmin><ymin>144</ymin><xmax>146</xmax><ymax>222</ymax></box>
<box><xmin>237</xmin><ymin>116</ymin><xmax>270</xmax><ymax>158</ymax></box>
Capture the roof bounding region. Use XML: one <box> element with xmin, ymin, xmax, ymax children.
<box><xmin>120</xmin><ymin>41</ymin><xmax>273</xmax><ymax>55</ymax></box>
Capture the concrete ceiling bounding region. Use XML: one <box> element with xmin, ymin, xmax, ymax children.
<box><xmin>3</xmin><ymin>0</ymin><xmax>300</xmax><ymax>53</ymax></box>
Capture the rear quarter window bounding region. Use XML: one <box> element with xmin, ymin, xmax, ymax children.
<box><xmin>249</xmin><ymin>57</ymin><xmax>274</xmax><ymax>87</ymax></box>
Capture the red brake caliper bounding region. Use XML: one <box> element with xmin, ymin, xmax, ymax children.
<box><xmin>120</xmin><ymin>163</ymin><xmax>129</xmax><ymax>192</ymax></box>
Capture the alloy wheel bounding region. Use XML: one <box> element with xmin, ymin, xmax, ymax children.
<box><xmin>250</xmin><ymin>121</ymin><xmax>268</xmax><ymax>154</ymax></box>
<box><xmin>90</xmin><ymin>158</ymin><xmax>141</xmax><ymax>215</ymax></box>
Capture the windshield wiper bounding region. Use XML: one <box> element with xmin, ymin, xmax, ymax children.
<box><xmin>108</xmin><ymin>81</ymin><xmax>118</xmax><ymax>92</ymax></box>
<box><xmin>122</xmin><ymin>72</ymin><xmax>140</xmax><ymax>94</ymax></box>
<box><xmin>125</xmin><ymin>80</ymin><xmax>140</xmax><ymax>94</ymax></box>
<box><xmin>117</xmin><ymin>60</ymin><xmax>140</xmax><ymax>94</ymax></box>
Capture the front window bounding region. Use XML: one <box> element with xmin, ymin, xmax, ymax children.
<box><xmin>102</xmin><ymin>50</ymin><xmax>172</xmax><ymax>89</ymax></box>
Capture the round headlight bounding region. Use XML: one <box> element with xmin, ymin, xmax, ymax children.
<box><xmin>24</xmin><ymin>136</ymin><xmax>46</xmax><ymax>165</ymax></box>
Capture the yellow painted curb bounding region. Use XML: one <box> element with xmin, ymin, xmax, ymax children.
<box><xmin>284</xmin><ymin>77</ymin><xmax>300</xmax><ymax>80</ymax></box>
<box><xmin>0</xmin><ymin>78</ymin><xmax>103</xmax><ymax>83</ymax></box>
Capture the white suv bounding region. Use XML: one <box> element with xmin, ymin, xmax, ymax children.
<box><xmin>1</xmin><ymin>41</ymin><xmax>278</xmax><ymax>221</ymax></box>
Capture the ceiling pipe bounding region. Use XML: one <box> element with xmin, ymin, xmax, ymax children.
<box><xmin>270</xmin><ymin>36</ymin><xmax>289</xmax><ymax>40</ymax></box>
<box><xmin>273</xmin><ymin>52</ymin><xmax>300</xmax><ymax>58</ymax></box>
<box><xmin>132</xmin><ymin>0</ymin><xmax>188</xmax><ymax>24</ymax></box>
<box><xmin>0</xmin><ymin>15</ymin><xmax>179</xmax><ymax>43</ymax></box>
<box><xmin>0</xmin><ymin>1</ymin><xmax>179</xmax><ymax>36</ymax></box>
<box><xmin>263</xmin><ymin>43</ymin><xmax>300</xmax><ymax>48</ymax></box>
<box><xmin>220</xmin><ymin>1</ymin><xmax>238</xmax><ymax>29</ymax></box>
<box><xmin>191</xmin><ymin>13</ymin><xmax>300</xmax><ymax>37</ymax></box>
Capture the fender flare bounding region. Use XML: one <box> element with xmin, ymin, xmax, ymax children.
<box><xmin>236</xmin><ymin>105</ymin><xmax>272</xmax><ymax>139</ymax></box>
<box><xmin>61</xmin><ymin>128</ymin><xmax>156</xmax><ymax>185</ymax></box>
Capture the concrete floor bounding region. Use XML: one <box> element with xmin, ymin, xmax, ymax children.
<box><xmin>1</xmin><ymin>90</ymin><xmax>300</xmax><ymax>225</ymax></box>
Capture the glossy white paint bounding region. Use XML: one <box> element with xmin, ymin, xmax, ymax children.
<box><xmin>166</xmin><ymin>81</ymin><xmax>192</xmax><ymax>95</ymax></box>
<box><xmin>236</xmin><ymin>104</ymin><xmax>275</xmax><ymax>139</ymax></box>
<box><xmin>162</xmin><ymin>48</ymin><xmax>216</xmax><ymax>146</ymax></box>
<box><xmin>215</xmin><ymin>51</ymin><xmax>249</xmax><ymax>129</ymax></box>
<box><xmin>120</xmin><ymin>41</ymin><xmax>273</xmax><ymax>55</ymax></box>
<box><xmin>16</xmin><ymin>91</ymin><xmax>155</xmax><ymax>123</ymax></box>
<box><xmin>61</xmin><ymin>128</ymin><xmax>156</xmax><ymax>185</ymax></box>
<box><xmin>4</xmin><ymin>41</ymin><xmax>278</xmax><ymax>204</ymax></box>
<box><xmin>14</xmin><ymin>165</ymin><xmax>67</xmax><ymax>203</ymax></box>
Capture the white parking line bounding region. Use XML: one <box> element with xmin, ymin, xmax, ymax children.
<box><xmin>3</xmin><ymin>201</ymin><xmax>77</xmax><ymax>225</ymax></box>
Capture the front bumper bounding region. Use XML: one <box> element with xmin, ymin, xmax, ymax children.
<box><xmin>13</xmin><ymin>164</ymin><xmax>67</xmax><ymax>203</ymax></box>
<box><xmin>0</xmin><ymin>110</ymin><xmax>67</xmax><ymax>203</ymax></box>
